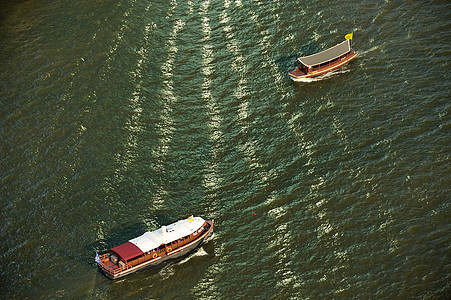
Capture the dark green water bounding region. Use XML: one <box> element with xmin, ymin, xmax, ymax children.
<box><xmin>1</xmin><ymin>0</ymin><xmax>450</xmax><ymax>298</ymax></box>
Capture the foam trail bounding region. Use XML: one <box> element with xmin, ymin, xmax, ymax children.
<box><xmin>358</xmin><ymin>45</ymin><xmax>381</xmax><ymax>56</ymax></box>
<box><xmin>178</xmin><ymin>247</ymin><xmax>209</xmax><ymax>265</ymax></box>
<box><xmin>290</xmin><ymin>68</ymin><xmax>351</xmax><ymax>83</ymax></box>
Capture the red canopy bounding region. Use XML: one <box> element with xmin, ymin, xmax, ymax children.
<box><xmin>111</xmin><ymin>242</ymin><xmax>143</xmax><ymax>261</ymax></box>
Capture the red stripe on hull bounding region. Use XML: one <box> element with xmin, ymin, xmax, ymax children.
<box><xmin>288</xmin><ymin>51</ymin><xmax>357</xmax><ymax>80</ymax></box>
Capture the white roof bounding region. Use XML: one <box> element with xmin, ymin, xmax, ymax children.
<box><xmin>129</xmin><ymin>216</ymin><xmax>205</xmax><ymax>253</ymax></box>
<box><xmin>297</xmin><ymin>40</ymin><xmax>351</xmax><ymax>67</ymax></box>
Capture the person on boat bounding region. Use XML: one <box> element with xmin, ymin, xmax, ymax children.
<box><xmin>301</xmin><ymin>65</ymin><xmax>308</xmax><ymax>74</ymax></box>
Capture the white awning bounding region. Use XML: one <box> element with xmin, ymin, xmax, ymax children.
<box><xmin>129</xmin><ymin>216</ymin><xmax>205</xmax><ymax>253</ymax></box>
<box><xmin>297</xmin><ymin>40</ymin><xmax>351</xmax><ymax>67</ymax></box>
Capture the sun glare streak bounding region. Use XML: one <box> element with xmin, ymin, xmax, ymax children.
<box><xmin>149</xmin><ymin>2</ymin><xmax>187</xmax><ymax>211</ymax></box>
<box><xmin>190</xmin><ymin>1</ymin><xmax>222</xmax><ymax>297</ymax></box>
<box><xmin>152</xmin><ymin>18</ymin><xmax>185</xmax><ymax>160</ymax></box>
<box><xmin>266</xmin><ymin>205</ymin><xmax>302</xmax><ymax>289</ymax></box>
<box><xmin>248</xmin><ymin>3</ymin><xmax>302</xmax><ymax>286</ymax></box>
<box><xmin>114</xmin><ymin>3</ymin><xmax>155</xmax><ymax>182</ymax></box>
<box><xmin>199</xmin><ymin>0</ymin><xmax>223</xmax><ymax>213</ymax></box>
<box><xmin>100</xmin><ymin>0</ymin><xmax>138</xmax><ymax>83</ymax></box>
<box><xmin>187</xmin><ymin>0</ymin><xmax>194</xmax><ymax>14</ymax></box>
<box><xmin>97</xmin><ymin>0</ymin><xmax>138</xmax><ymax>189</ymax></box>
<box><xmin>249</xmin><ymin>2</ymin><xmax>352</xmax><ymax>291</ymax></box>
<box><xmin>333</xmin><ymin>116</ymin><xmax>349</xmax><ymax>150</ymax></box>
<box><xmin>247</xmin><ymin>0</ymin><xmax>350</xmax><ymax>291</ymax></box>
<box><xmin>219</xmin><ymin>3</ymin><xmax>264</xmax><ymax>175</ymax></box>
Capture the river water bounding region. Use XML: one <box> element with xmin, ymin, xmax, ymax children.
<box><xmin>1</xmin><ymin>0</ymin><xmax>450</xmax><ymax>299</ymax></box>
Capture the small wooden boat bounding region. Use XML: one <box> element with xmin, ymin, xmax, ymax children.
<box><xmin>95</xmin><ymin>216</ymin><xmax>214</xmax><ymax>279</ymax></box>
<box><xmin>288</xmin><ymin>34</ymin><xmax>357</xmax><ymax>80</ymax></box>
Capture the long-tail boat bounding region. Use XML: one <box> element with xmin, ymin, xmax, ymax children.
<box><xmin>288</xmin><ymin>33</ymin><xmax>357</xmax><ymax>80</ymax></box>
<box><xmin>95</xmin><ymin>216</ymin><xmax>214</xmax><ymax>279</ymax></box>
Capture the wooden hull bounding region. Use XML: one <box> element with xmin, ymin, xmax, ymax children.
<box><xmin>288</xmin><ymin>51</ymin><xmax>357</xmax><ymax>80</ymax></box>
<box><xmin>98</xmin><ymin>221</ymin><xmax>214</xmax><ymax>279</ymax></box>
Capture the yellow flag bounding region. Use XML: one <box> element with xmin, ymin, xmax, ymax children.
<box><xmin>345</xmin><ymin>33</ymin><xmax>353</xmax><ymax>40</ymax></box>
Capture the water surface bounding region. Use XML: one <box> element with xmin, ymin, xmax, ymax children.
<box><xmin>0</xmin><ymin>0</ymin><xmax>450</xmax><ymax>298</ymax></box>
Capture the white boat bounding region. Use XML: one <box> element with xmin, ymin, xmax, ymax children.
<box><xmin>96</xmin><ymin>216</ymin><xmax>214</xmax><ymax>279</ymax></box>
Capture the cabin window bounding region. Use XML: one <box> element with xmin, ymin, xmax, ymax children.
<box><xmin>193</xmin><ymin>231</ymin><xmax>197</xmax><ymax>236</ymax></box>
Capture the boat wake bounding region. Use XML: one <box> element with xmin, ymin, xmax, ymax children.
<box><xmin>204</xmin><ymin>232</ymin><xmax>215</xmax><ymax>243</ymax></box>
<box><xmin>154</xmin><ymin>247</ymin><xmax>209</xmax><ymax>279</ymax></box>
<box><xmin>291</xmin><ymin>68</ymin><xmax>350</xmax><ymax>83</ymax></box>
<box><xmin>357</xmin><ymin>45</ymin><xmax>381</xmax><ymax>56</ymax></box>
<box><xmin>158</xmin><ymin>265</ymin><xmax>175</xmax><ymax>280</ymax></box>
<box><xmin>177</xmin><ymin>247</ymin><xmax>209</xmax><ymax>265</ymax></box>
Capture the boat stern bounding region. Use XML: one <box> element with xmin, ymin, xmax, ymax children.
<box><xmin>288</xmin><ymin>67</ymin><xmax>308</xmax><ymax>80</ymax></box>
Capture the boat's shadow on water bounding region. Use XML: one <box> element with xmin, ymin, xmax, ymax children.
<box><xmin>90</xmin><ymin>244</ymin><xmax>217</xmax><ymax>294</ymax></box>
<box><xmin>57</xmin><ymin>222</ymin><xmax>147</xmax><ymax>270</ymax></box>
<box><xmin>69</xmin><ymin>221</ymin><xmax>147</xmax><ymax>271</ymax></box>
<box><xmin>86</xmin><ymin>216</ymin><xmax>216</xmax><ymax>280</ymax></box>
<box><xmin>276</xmin><ymin>42</ymin><xmax>324</xmax><ymax>79</ymax></box>
<box><xmin>277</xmin><ymin>53</ymin><xmax>298</xmax><ymax>75</ymax></box>
<box><xmin>92</xmin><ymin>237</ymin><xmax>216</xmax><ymax>284</ymax></box>
<box><xmin>90</xmin><ymin>213</ymin><xmax>176</xmax><ymax>255</ymax></box>
<box><xmin>93</xmin><ymin>222</ymin><xmax>146</xmax><ymax>252</ymax></box>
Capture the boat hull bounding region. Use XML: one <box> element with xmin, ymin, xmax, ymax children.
<box><xmin>288</xmin><ymin>51</ymin><xmax>357</xmax><ymax>80</ymax></box>
<box><xmin>99</xmin><ymin>222</ymin><xmax>214</xmax><ymax>279</ymax></box>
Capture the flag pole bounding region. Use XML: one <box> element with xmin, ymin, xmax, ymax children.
<box><xmin>345</xmin><ymin>32</ymin><xmax>353</xmax><ymax>47</ymax></box>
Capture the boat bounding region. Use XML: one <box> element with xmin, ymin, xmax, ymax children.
<box><xmin>288</xmin><ymin>33</ymin><xmax>357</xmax><ymax>80</ymax></box>
<box><xmin>95</xmin><ymin>216</ymin><xmax>214</xmax><ymax>279</ymax></box>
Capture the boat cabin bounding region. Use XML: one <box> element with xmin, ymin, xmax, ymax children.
<box><xmin>96</xmin><ymin>216</ymin><xmax>214</xmax><ymax>279</ymax></box>
<box><xmin>288</xmin><ymin>39</ymin><xmax>357</xmax><ymax>80</ymax></box>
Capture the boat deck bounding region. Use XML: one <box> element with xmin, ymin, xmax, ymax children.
<box><xmin>97</xmin><ymin>219</ymin><xmax>214</xmax><ymax>279</ymax></box>
<box><xmin>289</xmin><ymin>68</ymin><xmax>307</xmax><ymax>77</ymax></box>
<box><xmin>289</xmin><ymin>50</ymin><xmax>357</xmax><ymax>79</ymax></box>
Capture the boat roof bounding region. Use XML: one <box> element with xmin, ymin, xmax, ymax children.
<box><xmin>297</xmin><ymin>40</ymin><xmax>351</xmax><ymax>67</ymax></box>
<box><xmin>111</xmin><ymin>216</ymin><xmax>205</xmax><ymax>261</ymax></box>
<box><xmin>111</xmin><ymin>242</ymin><xmax>143</xmax><ymax>261</ymax></box>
